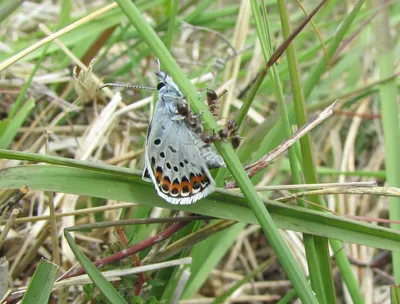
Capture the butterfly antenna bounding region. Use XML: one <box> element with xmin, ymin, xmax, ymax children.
<box><xmin>97</xmin><ymin>83</ymin><xmax>157</xmax><ymax>91</ymax></box>
<box><xmin>155</xmin><ymin>58</ymin><xmax>161</xmax><ymax>73</ymax></box>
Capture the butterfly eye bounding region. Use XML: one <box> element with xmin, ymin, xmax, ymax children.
<box><xmin>157</xmin><ymin>82</ymin><xmax>166</xmax><ymax>90</ymax></box>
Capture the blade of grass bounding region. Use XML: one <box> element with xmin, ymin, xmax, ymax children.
<box><xmin>9</xmin><ymin>44</ymin><xmax>49</xmax><ymax>118</ymax></box>
<box><xmin>113</xmin><ymin>0</ymin><xmax>318</xmax><ymax>301</ymax></box>
<box><xmin>0</xmin><ymin>0</ymin><xmax>23</xmax><ymax>24</ymax></box>
<box><xmin>277</xmin><ymin>1</ymin><xmax>334</xmax><ymax>303</ymax></box>
<box><xmin>64</xmin><ymin>229</ymin><xmax>127</xmax><ymax>304</ymax></box>
<box><xmin>0</xmin><ymin>98</ymin><xmax>35</xmax><ymax>149</ymax></box>
<box><xmin>182</xmin><ymin>222</ymin><xmax>246</xmax><ymax>298</ymax></box>
<box><xmin>211</xmin><ymin>256</ymin><xmax>276</xmax><ymax>304</ymax></box>
<box><xmin>20</xmin><ymin>259</ymin><xmax>57</xmax><ymax>304</ymax></box>
<box><xmin>278</xmin><ymin>1</ymin><xmax>367</xmax><ymax>302</ymax></box>
<box><xmin>0</xmin><ymin>3</ymin><xmax>118</xmax><ymax>71</ymax></box>
<box><xmin>2</xmin><ymin>164</ymin><xmax>400</xmax><ymax>253</ymax></box>
<box><xmin>303</xmin><ymin>0</ymin><xmax>366</xmax><ymax>99</ymax></box>
<box><xmin>165</xmin><ymin>0</ymin><xmax>179</xmax><ymax>50</ymax></box>
<box><xmin>372</xmin><ymin>0</ymin><xmax>400</xmax><ymax>283</ymax></box>
<box><xmin>253</xmin><ymin>0</ymin><xmax>331</xmax><ymax>302</ymax></box>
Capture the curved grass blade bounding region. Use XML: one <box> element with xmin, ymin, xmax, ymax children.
<box><xmin>1</xmin><ymin>164</ymin><xmax>400</xmax><ymax>253</ymax></box>
<box><xmin>64</xmin><ymin>229</ymin><xmax>127</xmax><ymax>304</ymax></box>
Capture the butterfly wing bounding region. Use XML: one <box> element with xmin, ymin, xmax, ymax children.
<box><xmin>143</xmin><ymin>102</ymin><xmax>216</xmax><ymax>205</ymax></box>
<box><xmin>195</xmin><ymin>135</ymin><xmax>225</xmax><ymax>169</ymax></box>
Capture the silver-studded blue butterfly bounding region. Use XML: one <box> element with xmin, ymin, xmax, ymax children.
<box><xmin>142</xmin><ymin>70</ymin><xmax>225</xmax><ymax>204</ymax></box>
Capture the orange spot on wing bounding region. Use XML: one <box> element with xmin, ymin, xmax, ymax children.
<box><xmin>155</xmin><ymin>171</ymin><xmax>162</xmax><ymax>184</ymax></box>
<box><xmin>161</xmin><ymin>177</ymin><xmax>171</xmax><ymax>192</ymax></box>
<box><xmin>190</xmin><ymin>175</ymin><xmax>203</xmax><ymax>190</ymax></box>
<box><xmin>181</xmin><ymin>180</ymin><xmax>191</xmax><ymax>192</ymax></box>
<box><xmin>171</xmin><ymin>182</ymin><xmax>182</xmax><ymax>195</ymax></box>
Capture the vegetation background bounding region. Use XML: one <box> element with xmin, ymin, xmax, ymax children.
<box><xmin>0</xmin><ymin>0</ymin><xmax>400</xmax><ymax>303</ymax></box>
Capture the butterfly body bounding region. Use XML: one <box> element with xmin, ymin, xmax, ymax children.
<box><xmin>143</xmin><ymin>71</ymin><xmax>225</xmax><ymax>205</ymax></box>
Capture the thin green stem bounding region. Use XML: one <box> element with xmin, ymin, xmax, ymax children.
<box><xmin>372</xmin><ymin>0</ymin><xmax>400</xmax><ymax>283</ymax></box>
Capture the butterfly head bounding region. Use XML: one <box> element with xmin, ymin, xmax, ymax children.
<box><xmin>155</xmin><ymin>70</ymin><xmax>183</xmax><ymax>98</ymax></box>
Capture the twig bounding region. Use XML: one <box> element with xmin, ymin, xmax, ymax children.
<box><xmin>276</xmin><ymin>186</ymin><xmax>400</xmax><ymax>203</ymax></box>
<box><xmin>62</xmin><ymin>220</ymin><xmax>191</xmax><ymax>279</ymax></box>
<box><xmin>0</xmin><ymin>3</ymin><xmax>118</xmax><ymax>71</ymax></box>
<box><xmin>225</xmin><ymin>100</ymin><xmax>339</xmax><ymax>188</ymax></box>
<box><xmin>0</xmin><ymin>209</ymin><xmax>19</xmax><ymax>250</ymax></box>
<box><xmin>45</xmin><ymin>130</ymin><xmax>60</xmax><ymax>267</ymax></box>
<box><xmin>8</xmin><ymin>203</ymin><xmax>137</xmax><ymax>224</ymax></box>
<box><xmin>13</xmin><ymin>228</ymin><xmax>50</xmax><ymax>277</ymax></box>
<box><xmin>0</xmin><ymin>185</ymin><xmax>29</xmax><ymax>217</ymax></box>
<box><xmin>181</xmin><ymin>22</ymin><xmax>237</xmax><ymax>54</ymax></box>
<box><xmin>266</xmin><ymin>0</ymin><xmax>328</xmax><ymax>68</ymax></box>
<box><xmin>12</xmin><ymin>258</ymin><xmax>192</xmax><ymax>294</ymax></box>
<box><xmin>255</xmin><ymin>181</ymin><xmax>377</xmax><ymax>191</ymax></box>
<box><xmin>0</xmin><ymin>257</ymin><xmax>10</xmax><ymax>301</ymax></box>
<box><xmin>105</xmin><ymin>149</ymin><xmax>144</xmax><ymax>165</ymax></box>
<box><xmin>151</xmin><ymin>219</ymin><xmax>237</xmax><ymax>263</ymax></box>
<box><xmin>67</xmin><ymin>215</ymin><xmax>213</xmax><ymax>231</ymax></box>
<box><xmin>170</xmin><ymin>268</ymin><xmax>191</xmax><ymax>304</ymax></box>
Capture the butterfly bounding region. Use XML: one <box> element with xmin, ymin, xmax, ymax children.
<box><xmin>142</xmin><ymin>70</ymin><xmax>225</xmax><ymax>204</ymax></box>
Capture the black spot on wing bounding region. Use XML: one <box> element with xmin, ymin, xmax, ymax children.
<box><xmin>182</xmin><ymin>186</ymin><xmax>189</xmax><ymax>194</ymax></box>
<box><xmin>168</xmin><ymin>145</ymin><xmax>177</xmax><ymax>153</ymax></box>
<box><xmin>144</xmin><ymin>169</ymin><xmax>151</xmax><ymax>178</ymax></box>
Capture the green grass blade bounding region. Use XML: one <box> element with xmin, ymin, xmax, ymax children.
<box><xmin>0</xmin><ymin>0</ymin><xmax>23</xmax><ymax>23</ymax></box>
<box><xmin>165</xmin><ymin>0</ymin><xmax>179</xmax><ymax>50</ymax></box>
<box><xmin>330</xmin><ymin>240</ymin><xmax>364</xmax><ymax>303</ymax></box>
<box><xmin>252</xmin><ymin>1</ymin><xmax>330</xmax><ymax>301</ymax></box>
<box><xmin>277</xmin><ymin>1</ymin><xmax>334</xmax><ymax>303</ymax></box>
<box><xmin>0</xmin><ymin>98</ymin><xmax>35</xmax><ymax>149</ymax></box>
<box><xmin>182</xmin><ymin>222</ymin><xmax>246</xmax><ymax>298</ymax></box>
<box><xmin>372</xmin><ymin>0</ymin><xmax>400</xmax><ymax>283</ymax></box>
<box><xmin>2</xmin><ymin>163</ymin><xmax>400</xmax><ymax>253</ymax></box>
<box><xmin>21</xmin><ymin>259</ymin><xmax>58</xmax><ymax>304</ymax></box>
<box><xmin>211</xmin><ymin>257</ymin><xmax>276</xmax><ymax>304</ymax></box>
<box><xmin>9</xmin><ymin>45</ymin><xmax>49</xmax><ymax>118</ymax></box>
<box><xmin>64</xmin><ymin>229</ymin><xmax>127</xmax><ymax>304</ymax></box>
<box><xmin>303</xmin><ymin>0</ymin><xmax>366</xmax><ymax>99</ymax></box>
